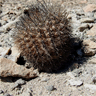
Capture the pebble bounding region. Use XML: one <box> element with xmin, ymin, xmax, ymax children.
<box><xmin>11</xmin><ymin>79</ymin><xmax>26</xmax><ymax>90</ymax></box>
<box><xmin>92</xmin><ymin>75</ymin><xmax>96</xmax><ymax>83</ymax></box>
<box><xmin>41</xmin><ymin>77</ymin><xmax>50</xmax><ymax>82</ymax></box>
<box><xmin>16</xmin><ymin>79</ymin><xmax>26</xmax><ymax>84</ymax></box>
<box><xmin>0</xmin><ymin>90</ymin><xmax>3</xmax><ymax>94</ymax></box>
<box><xmin>80</xmin><ymin>18</ymin><xmax>94</xmax><ymax>23</ymax></box>
<box><xmin>68</xmin><ymin>79</ymin><xmax>83</xmax><ymax>87</ymax></box>
<box><xmin>45</xmin><ymin>85</ymin><xmax>55</xmax><ymax>91</ymax></box>
<box><xmin>79</xmin><ymin>23</ymin><xmax>89</xmax><ymax>32</ymax></box>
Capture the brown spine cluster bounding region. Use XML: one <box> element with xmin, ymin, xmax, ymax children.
<box><xmin>13</xmin><ymin>0</ymin><xmax>73</xmax><ymax>72</ymax></box>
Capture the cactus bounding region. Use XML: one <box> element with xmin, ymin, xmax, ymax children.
<box><xmin>13</xmin><ymin>0</ymin><xmax>73</xmax><ymax>72</ymax></box>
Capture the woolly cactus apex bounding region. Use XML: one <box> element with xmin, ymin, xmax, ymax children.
<box><xmin>13</xmin><ymin>0</ymin><xmax>73</xmax><ymax>72</ymax></box>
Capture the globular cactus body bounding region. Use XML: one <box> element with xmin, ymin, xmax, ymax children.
<box><xmin>13</xmin><ymin>0</ymin><xmax>73</xmax><ymax>72</ymax></box>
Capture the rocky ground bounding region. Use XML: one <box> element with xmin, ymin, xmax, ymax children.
<box><xmin>0</xmin><ymin>0</ymin><xmax>96</xmax><ymax>96</ymax></box>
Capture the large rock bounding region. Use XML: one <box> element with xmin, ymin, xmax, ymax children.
<box><xmin>83</xmin><ymin>4</ymin><xmax>96</xmax><ymax>12</ymax></box>
<box><xmin>82</xmin><ymin>39</ymin><xmax>96</xmax><ymax>56</ymax></box>
<box><xmin>0</xmin><ymin>58</ymin><xmax>38</xmax><ymax>79</ymax></box>
<box><xmin>86</xmin><ymin>24</ymin><xmax>96</xmax><ymax>36</ymax></box>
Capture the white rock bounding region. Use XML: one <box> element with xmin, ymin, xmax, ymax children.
<box><xmin>41</xmin><ymin>77</ymin><xmax>49</xmax><ymax>82</ymax></box>
<box><xmin>68</xmin><ymin>79</ymin><xmax>83</xmax><ymax>87</ymax></box>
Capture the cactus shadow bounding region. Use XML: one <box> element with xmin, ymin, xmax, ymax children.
<box><xmin>55</xmin><ymin>56</ymin><xmax>88</xmax><ymax>74</ymax></box>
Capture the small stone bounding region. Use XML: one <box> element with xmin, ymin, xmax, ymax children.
<box><xmin>86</xmin><ymin>24</ymin><xmax>96</xmax><ymax>36</ymax></box>
<box><xmin>92</xmin><ymin>75</ymin><xmax>96</xmax><ymax>84</ymax></box>
<box><xmin>6</xmin><ymin>27</ymin><xmax>11</xmax><ymax>31</ymax></box>
<box><xmin>45</xmin><ymin>85</ymin><xmax>55</xmax><ymax>91</ymax></box>
<box><xmin>68</xmin><ymin>79</ymin><xmax>83</xmax><ymax>87</ymax></box>
<box><xmin>12</xmin><ymin>79</ymin><xmax>26</xmax><ymax>90</ymax></box>
<box><xmin>41</xmin><ymin>78</ymin><xmax>49</xmax><ymax>82</ymax></box>
<box><xmin>0</xmin><ymin>90</ymin><xmax>4</xmax><ymax>94</ymax></box>
<box><xmin>83</xmin><ymin>4</ymin><xmax>96</xmax><ymax>12</ymax></box>
<box><xmin>84</xmin><ymin>84</ymin><xmax>96</xmax><ymax>91</ymax></box>
<box><xmin>79</xmin><ymin>23</ymin><xmax>89</xmax><ymax>32</ymax></box>
<box><xmin>16</xmin><ymin>79</ymin><xmax>26</xmax><ymax>85</ymax></box>
<box><xmin>82</xmin><ymin>39</ymin><xmax>96</xmax><ymax>56</ymax></box>
<box><xmin>80</xmin><ymin>18</ymin><xmax>94</xmax><ymax>23</ymax></box>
